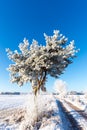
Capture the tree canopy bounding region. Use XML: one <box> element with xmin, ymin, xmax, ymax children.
<box><xmin>6</xmin><ymin>30</ymin><xmax>78</xmax><ymax>95</ymax></box>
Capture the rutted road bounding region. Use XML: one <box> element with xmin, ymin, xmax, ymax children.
<box><xmin>56</xmin><ymin>100</ymin><xmax>83</xmax><ymax>130</ymax></box>
<box><xmin>65</xmin><ymin>100</ymin><xmax>87</xmax><ymax>120</ymax></box>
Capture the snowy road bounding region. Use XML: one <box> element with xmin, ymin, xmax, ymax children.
<box><xmin>56</xmin><ymin>100</ymin><xmax>82</xmax><ymax>130</ymax></box>
<box><xmin>60</xmin><ymin>99</ymin><xmax>87</xmax><ymax>130</ymax></box>
<box><xmin>65</xmin><ymin>100</ymin><xmax>87</xmax><ymax>120</ymax></box>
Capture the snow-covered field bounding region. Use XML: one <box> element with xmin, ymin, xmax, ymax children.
<box><xmin>0</xmin><ymin>95</ymin><xmax>27</xmax><ymax>130</ymax></box>
<box><xmin>65</xmin><ymin>94</ymin><xmax>87</xmax><ymax>109</ymax></box>
<box><xmin>0</xmin><ymin>95</ymin><xmax>27</xmax><ymax>110</ymax></box>
<box><xmin>57</xmin><ymin>94</ymin><xmax>87</xmax><ymax>130</ymax></box>
<box><xmin>0</xmin><ymin>94</ymin><xmax>87</xmax><ymax>130</ymax></box>
<box><xmin>0</xmin><ymin>94</ymin><xmax>62</xmax><ymax>130</ymax></box>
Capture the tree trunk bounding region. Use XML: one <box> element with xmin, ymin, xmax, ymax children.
<box><xmin>34</xmin><ymin>92</ymin><xmax>39</xmax><ymax>122</ymax></box>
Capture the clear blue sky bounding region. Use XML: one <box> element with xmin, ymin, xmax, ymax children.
<box><xmin>0</xmin><ymin>0</ymin><xmax>87</xmax><ymax>92</ymax></box>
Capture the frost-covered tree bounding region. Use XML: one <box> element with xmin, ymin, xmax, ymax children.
<box><xmin>6</xmin><ymin>30</ymin><xmax>78</xmax><ymax>95</ymax></box>
<box><xmin>54</xmin><ymin>79</ymin><xmax>67</xmax><ymax>97</ymax></box>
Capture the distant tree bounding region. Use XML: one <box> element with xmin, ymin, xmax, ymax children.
<box><xmin>6</xmin><ymin>30</ymin><xmax>78</xmax><ymax>96</ymax></box>
<box><xmin>54</xmin><ymin>79</ymin><xmax>67</xmax><ymax>97</ymax></box>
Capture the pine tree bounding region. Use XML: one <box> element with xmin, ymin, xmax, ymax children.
<box><xmin>6</xmin><ymin>30</ymin><xmax>79</xmax><ymax>95</ymax></box>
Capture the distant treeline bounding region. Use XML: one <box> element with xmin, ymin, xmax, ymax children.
<box><xmin>0</xmin><ymin>92</ymin><xmax>27</xmax><ymax>95</ymax></box>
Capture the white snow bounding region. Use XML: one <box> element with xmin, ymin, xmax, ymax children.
<box><xmin>19</xmin><ymin>94</ymin><xmax>63</xmax><ymax>130</ymax></box>
<box><xmin>0</xmin><ymin>94</ymin><xmax>27</xmax><ymax>130</ymax></box>
<box><xmin>0</xmin><ymin>95</ymin><xmax>27</xmax><ymax>110</ymax></box>
<box><xmin>61</xmin><ymin>99</ymin><xmax>87</xmax><ymax>130</ymax></box>
<box><xmin>65</xmin><ymin>94</ymin><xmax>87</xmax><ymax>110</ymax></box>
<box><xmin>0</xmin><ymin>94</ymin><xmax>87</xmax><ymax>130</ymax></box>
<box><xmin>0</xmin><ymin>94</ymin><xmax>63</xmax><ymax>130</ymax></box>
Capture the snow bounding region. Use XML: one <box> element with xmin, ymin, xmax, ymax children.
<box><xmin>0</xmin><ymin>124</ymin><xmax>19</xmax><ymax>130</ymax></box>
<box><xmin>0</xmin><ymin>94</ymin><xmax>27</xmax><ymax>130</ymax></box>
<box><xmin>0</xmin><ymin>94</ymin><xmax>63</xmax><ymax>130</ymax></box>
<box><xmin>62</xmin><ymin>100</ymin><xmax>87</xmax><ymax>130</ymax></box>
<box><xmin>65</xmin><ymin>94</ymin><xmax>87</xmax><ymax>110</ymax></box>
<box><xmin>0</xmin><ymin>95</ymin><xmax>27</xmax><ymax>110</ymax></box>
<box><xmin>0</xmin><ymin>94</ymin><xmax>87</xmax><ymax>130</ymax></box>
<box><xmin>39</xmin><ymin>122</ymin><xmax>62</xmax><ymax>130</ymax></box>
<box><xmin>19</xmin><ymin>94</ymin><xmax>63</xmax><ymax>130</ymax></box>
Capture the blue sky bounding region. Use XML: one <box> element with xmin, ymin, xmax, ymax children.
<box><xmin>0</xmin><ymin>0</ymin><xmax>87</xmax><ymax>92</ymax></box>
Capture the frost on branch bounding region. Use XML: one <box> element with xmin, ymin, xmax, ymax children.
<box><xmin>6</xmin><ymin>30</ymin><xmax>79</xmax><ymax>95</ymax></box>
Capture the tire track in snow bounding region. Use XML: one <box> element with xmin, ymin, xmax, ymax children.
<box><xmin>62</xmin><ymin>100</ymin><xmax>87</xmax><ymax>130</ymax></box>
<box><xmin>56</xmin><ymin>100</ymin><xmax>83</xmax><ymax>130</ymax></box>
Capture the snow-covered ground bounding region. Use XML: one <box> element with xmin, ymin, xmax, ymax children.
<box><xmin>0</xmin><ymin>95</ymin><xmax>27</xmax><ymax>110</ymax></box>
<box><xmin>0</xmin><ymin>94</ymin><xmax>87</xmax><ymax>130</ymax></box>
<box><xmin>65</xmin><ymin>94</ymin><xmax>87</xmax><ymax>110</ymax></box>
<box><xmin>62</xmin><ymin>100</ymin><xmax>87</xmax><ymax>130</ymax></box>
<box><xmin>0</xmin><ymin>94</ymin><xmax>63</xmax><ymax>130</ymax></box>
<box><xmin>0</xmin><ymin>94</ymin><xmax>27</xmax><ymax>130</ymax></box>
